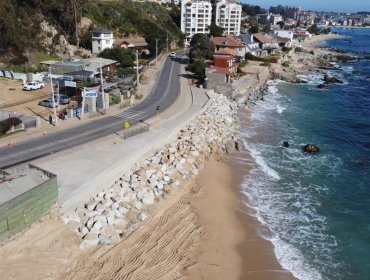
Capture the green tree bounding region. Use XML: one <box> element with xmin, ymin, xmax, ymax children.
<box><xmin>99</xmin><ymin>47</ymin><xmax>134</xmax><ymax>67</ymax></box>
<box><xmin>249</xmin><ymin>25</ymin><xmax>259</xmax><ymax>34</ymax></box>
<box><xmin>208</xmin><ymin>22</ymin><xmax>224</xmax><ymax>37</ymax></box>
<box><xmin>189</xmin><ymin>33</ymin><xmax>215</xmax><ymax>60</ymax></box>
<box><xmin>188</xmin><ymin>59</ymin><xmax>207</xmax><ymax>79</ymax></box>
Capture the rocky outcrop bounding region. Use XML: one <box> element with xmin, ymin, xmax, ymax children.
<box><xmin>304</xmin><ymin>144</ymin><xmax>320</xmax><ymax>154</ymax></box>
<box><xmin>318</xmin><ymin>83</ymin><xmax>329</xmax><ymax>90</ymax></box>
<box><xmin>63</xmin><ymin>93</ymin><xmax>240</xmax><ymax>248</ymax></box>
<box><xmin>323</xmin><ymin>74</ymin><xmax>343</xmax><ymax>84</ymax></box>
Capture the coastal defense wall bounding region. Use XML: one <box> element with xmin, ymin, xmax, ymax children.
<box><xmin>0</xmin><ymin>170</ymin><xmax>58</xmax><ymax>242</ymax></box>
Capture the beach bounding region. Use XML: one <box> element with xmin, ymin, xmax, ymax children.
<box><xmin>0</xmin><ymin>33</ymin><xmax>346</xmax><ymax>279</ymax></box>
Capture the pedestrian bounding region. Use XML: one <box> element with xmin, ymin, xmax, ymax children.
<box><xmin>49</xmin><ymin>114</ymin><xmax>52</xmax><ymax>124</ymax></box>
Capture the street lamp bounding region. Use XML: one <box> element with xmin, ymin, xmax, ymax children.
<box><xmin>136</xmin><ymin>50</ymin><xmax>140</xmax><ymax>97</ymax></box>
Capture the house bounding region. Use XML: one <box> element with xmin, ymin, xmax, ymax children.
<box><xmin>211</xmin><ymin>36</ymin><xmax>246</xmax><ymax>58</ymax></box>
<box><xmin>272</xmin><ymin>36</ymin><xmax>291</xmax><ymax>48</ymax></box>
<box><xmin>238</xmin><ymin>33</ymin><xmax>267</xmax><ymax>57</ymax></box>
<box><xmin>206</xmin><ymin>53</ymin><xmax>238</xmax><ymax>87</ymax></box>
<box><xmin>113</xmin><ymin>36</ymin><xmax>149</xmax><ymax>52</ymax></box>
<box><xmin>215</xmin><ymin>0</ymin><xmax>242</xmax><ymax>36</ymax></box>
<box><xmin>273</xmin><ymin>30</ymin><xmax>294</xmax><ymax>41</ymax></box>
<box><xmin>270</xmin><ymin>14</ymin><xmax>283</xmax><ymax>25</ymax></box>
<box><xmin>181</xmin><ymin>0</ymin><xmax>212</xmax><ymax>43</ymax></box>
<box><xmin>83</xmin><ymin>57</ymin><xmax>119</xmax><ymax>75</ymax></box>
<box><xmin>252</xmin><ymin>33</ymin><xmax>279</xmax><ymax>55</ymax></box>
<box><xmin>92</xmin><ymin>28</ymin><xmax>114</xmax><ymax>54</ymax></box>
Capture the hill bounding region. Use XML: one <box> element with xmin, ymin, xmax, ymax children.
<box><xmin>0</xmin><ymin>0</ymin><xmax>182</xmax><ymax>66</ymax></box>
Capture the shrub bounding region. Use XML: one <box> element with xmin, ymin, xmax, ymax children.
<box><xmin>282</xmin><ymin>61</ymin><xmax>290</xmax><ymax>67</ymax></box>
<box><xmin>295</xmin><ymin>47</ymin><xmax>304</xmax><ymax>53</ymax></box>
<box><xmin>0</xmin><ymin>117</ymin><xmax>22</xmax><ymax>134</ymax></box>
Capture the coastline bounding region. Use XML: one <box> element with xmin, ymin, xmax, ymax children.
<box><xmin>0</xmin><ymin>33</ymin><xmax>347</xmax><ymax>280</ymax></box>
<box><xmin>182</xmin><ymin>151</ymin><xmax>296</xmax><ymax>279</ymax></box>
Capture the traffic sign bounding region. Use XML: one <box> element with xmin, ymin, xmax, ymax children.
<box><xmin>83</xmin><ymin>91</ymin><xmax>98</xmax><ymax>98</ymax></box>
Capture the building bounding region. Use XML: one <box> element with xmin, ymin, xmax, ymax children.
<box><xmin>181</xmin><ymin>0</ymin><xmax>212</xmax><ymax>41</ymax></box>
<box><xmin>215</xmin><ymin>0</ymin><xmax>242</xmax><ymax>36</ymax></box>
<box><xmin>113</xmin><ymin>36</ymin><xmax>149</xmax><ymax>52</ymax></box>
<box><xmin>92</xmin><ymin>28</ymin><xmax>114</xmax><ymax>54</ymax></box>
<box><xmin>211</xmin><ymin>36</ymin><xmax>246</xmax><ymax>58</ymax></box>
<box><xmin>252</xmin><ymin>33</ymin><xmax>279</xmax><ymax>55</ymax></box>
<box><xmin>238</xmin><ymin>33</ymin><xmax>267</xmax><ymax>57</ymax></box>
<box><xmin>206</xmin><ymin>53</ymin><xmax>238</xmax><ymax>87</ymax></box>
<box><xmin>273</xmin><ymin>30</ymin><xmax>294</xmax><ymax>41</ymax></box>
<box><xmin>0</xmin><ymin>164</ymin><xmax>57</xmax><ymax>241</ymax></box>
<box><xmin>270</xmin><ymin>14</ymin><xmax>283</xmax><ymax>25</ymax></box>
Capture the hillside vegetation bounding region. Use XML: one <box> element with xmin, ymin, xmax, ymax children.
<box><xmin>0</xmin><ymin>0</ymin><xmax>181</xmax><ymax>66</ymax></box>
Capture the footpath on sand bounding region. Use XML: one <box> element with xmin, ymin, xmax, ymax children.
<box><xmin>31</xmin><ymin>62</ymin><xmax>211</xmax><ymax>212</ymax></box>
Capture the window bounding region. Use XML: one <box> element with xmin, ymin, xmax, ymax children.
<box><xmin>106</xmin><ymin>40</ymin><xmax>110</xmax><ymax>44</ymax></box>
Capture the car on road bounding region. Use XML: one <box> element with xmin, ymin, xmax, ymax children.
<box><xmin>170</xmin><ymin>52</ymin><xmax>176</xmax><ymax>58</ymax></box>
<box><xmin>23</xmin><ymin>81</ymin><xmax>44</xmax><ymax>91</ymax></box>
<box><xmin>39</xmin><ymin>99</ymin><xmax>59</xmax><ymax>108</ymax></box>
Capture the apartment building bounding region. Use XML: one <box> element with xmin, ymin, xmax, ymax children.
<box><xmin>215</xmin><ymin>0</ymin><xmax>242</xmax><ymax>36</ymax></box>
<box><xmin>181</xmin><ymin>0</ymin><xmax>212</xmax><ymax>40</ymax></box>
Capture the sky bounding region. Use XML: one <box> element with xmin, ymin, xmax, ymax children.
<box><xmin>240</xmin><ymin>0</ymin><xmax>370</xmax><ymax>13</ymax></box>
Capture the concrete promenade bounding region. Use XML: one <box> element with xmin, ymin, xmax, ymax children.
<box><xmin>32</xmin><ymin>67</ymin><xmax>211</xmax><ymax>212</ymax></box>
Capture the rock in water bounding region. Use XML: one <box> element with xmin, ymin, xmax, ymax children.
<box><xmin>323</xmin><ymin>74</ymin><xmax>343</xmax><ymax>84</ymax></box>
<box><xmin>304</xmin><ymin>144</ymin><xmax>320</xmax><ymax>154</ymax></box>
<box><xmin>283</xmin><ymin>141</ymin><xmax>289</xmax><ymax>148</ymax></box>
<box><xmin>318</xmin><ymin>83</ymin><xmax>329</xmax><ymax>90</ymax></box>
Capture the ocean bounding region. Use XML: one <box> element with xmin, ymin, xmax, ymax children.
<box><xmin>239</xmin><ymin>28</ymin><xmax>370</xmax><ymax>280</ymax></box>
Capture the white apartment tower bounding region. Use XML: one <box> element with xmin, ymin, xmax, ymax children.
<box><xmin>215</xmin><ymin>0</ymin><xmax>242</xmax><ymax>36</ymax></box>
<box><xmin>181</xmin><ymin>0</ymin><xmax>212</xmax><ymax>39</ymax></box>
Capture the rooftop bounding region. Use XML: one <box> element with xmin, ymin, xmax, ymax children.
<box><xmin>92</xmin><ymin>28</ymin><xmax>113</xmax><ymax>34</ymax></box>
<box><xmin>212</xmin><ymin>36</ymin><xmax>245</xmax><ymax>48</ymax></box>
<box><xmin>0</xmin><ymin>164</ymin><xmax>56</xmax><ymax>205</ymax></box>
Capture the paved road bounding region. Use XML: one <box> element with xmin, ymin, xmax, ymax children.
<box><xmin>0</xmin><ymin>54</ymin><xmax>183</xmax><ymax>169</ymax></box>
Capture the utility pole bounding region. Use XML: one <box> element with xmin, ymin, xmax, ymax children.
<box><xmin>100</xmin><ymin>62</ymin><xmax>105</xmax><ymax>112</ymax></box>
<box><xmin>81</xmin><ymin>87</ymin><xmax>86</xmax><ymax>120</ymax></box>
<box><xmin>136</xmin><ymin>50</ymin><xmax>140</xmax><ymax>97</ymax></box>
<box><xmin>49</xmin><ymin>67</ymin><xmax>58</xmax><ymax>127</ymax></box>
<box><xmin>155</xmin><ymin>39</ymin><xmax>158</xmax><ymax>65</ymax></box>
<box><xmin>166</xmin><ymin>31</ymin><xmax>169</xmax><ymax>53</ymax></box>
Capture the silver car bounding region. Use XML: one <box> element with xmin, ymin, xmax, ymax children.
<box><xmin>39</xmin><ymin>99</ymin><xmax>59</xmax><ymax>108</ymax></box>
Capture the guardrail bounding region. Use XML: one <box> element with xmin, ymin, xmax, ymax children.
<box><xmin>122</xmin><ymin>122</ymin><xmax>149</xmax><ymax>139</ymax></box>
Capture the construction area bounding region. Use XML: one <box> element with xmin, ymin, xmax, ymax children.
<box><xmin>0</xmin><ymin>164</ymin><xmax>58</xmax><ymax>241</ymax></box>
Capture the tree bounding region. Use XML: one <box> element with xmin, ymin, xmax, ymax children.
<box><xmin>249</xmin><ymin>25</ymin><xmax>259</xmax><ymax>34</ymax></box>
<box><xmin>277</xmin><ymin>21</ymin><xmax>284</xmax><ymax>29</ymax></box>
<box><xmin>208</xmin><ymin>22</ymin><xmax>224</xmax><ymax>37</ymax></box>
<box><xmin>99</xmin><ymin>47</ymin><xmax>134</xmax><ymax>67</ymax></box>
<box><xmin>188</xmin><ymin>60</ymin><xmax>207</xmax><ymax>80</ymax></box>
<box><xmin>70</xmin><ymin>0</ymin><xmax>89</xmax><ymax>47</ymax></box>
<box><xmin>189</xmin><ymin>33</ymin><xmax>215</xmax><ymax>60</ymax></box>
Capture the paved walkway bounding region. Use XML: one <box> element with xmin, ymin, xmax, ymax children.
<box><xmin>31</xmin><ymin>64</ymin><xmax>211</xmax><ymax>212</ymax></box>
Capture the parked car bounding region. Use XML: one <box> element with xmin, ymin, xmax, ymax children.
<box><xmin>23</xmin><ymin>81</ymin><xmax>44</xmax><ymax>91</ymax></box>
<box><xmin>39</xmin><ymin>99</ymin><xmax>59</xmax><ymax>108</ymax></box>
<box><xmin>48</xmin><ymin>95</ymin><xmax>71</xmax><ymax>105</ymax></box>
<box><xmin>170</xmin><ymin>52</ymin><xmax>176</xmax><ymax>58</ymax></box>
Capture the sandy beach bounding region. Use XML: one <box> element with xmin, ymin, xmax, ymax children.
<box><xmin>0</xmin><ymin>33</ymin><xmax>341</xmax><ymax>280</ymax></box>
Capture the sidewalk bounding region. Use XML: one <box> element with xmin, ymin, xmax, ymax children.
<box><xmin>32</xmin><ymin>63</ymin><xmax>211</xmax><ymax>212</ymax></box>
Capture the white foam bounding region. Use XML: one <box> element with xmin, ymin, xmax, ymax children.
<box><xmin>276</xmin><ymin>104</ymin><xmax>286</xmax><ymax>114</ymax></box>
<box><xmin>247</xmin><ymin>144</ymin><xmax>281</xmax><ymax>180</ymax></box>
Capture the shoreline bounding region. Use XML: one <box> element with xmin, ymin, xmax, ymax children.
<box><xmin>0</xmin><ymin>32</ymin><xmax>346</xmax><ymax>280</ymax></box>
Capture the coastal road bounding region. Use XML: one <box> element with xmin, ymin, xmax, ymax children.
<box><xmin>0</xmin><ymin>53</ymin><xmax>183</xmax><ymax>169</ymax></box>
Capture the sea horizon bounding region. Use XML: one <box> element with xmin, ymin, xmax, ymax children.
<box><xmin>238</xmin><ymin>27</ymin><xmax>370</xmax><ymax>280</ymax></box>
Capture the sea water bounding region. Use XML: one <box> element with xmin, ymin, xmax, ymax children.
<box><xmin>240</xmin><ymin>28</ymin><xmax>370</xmax><ymax>280</ymax></box>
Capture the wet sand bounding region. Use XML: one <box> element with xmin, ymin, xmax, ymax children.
<box><xmin>184</xmin><ymin>153</ymin><xmax>296</xmax><ymax>279</ymax></box>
